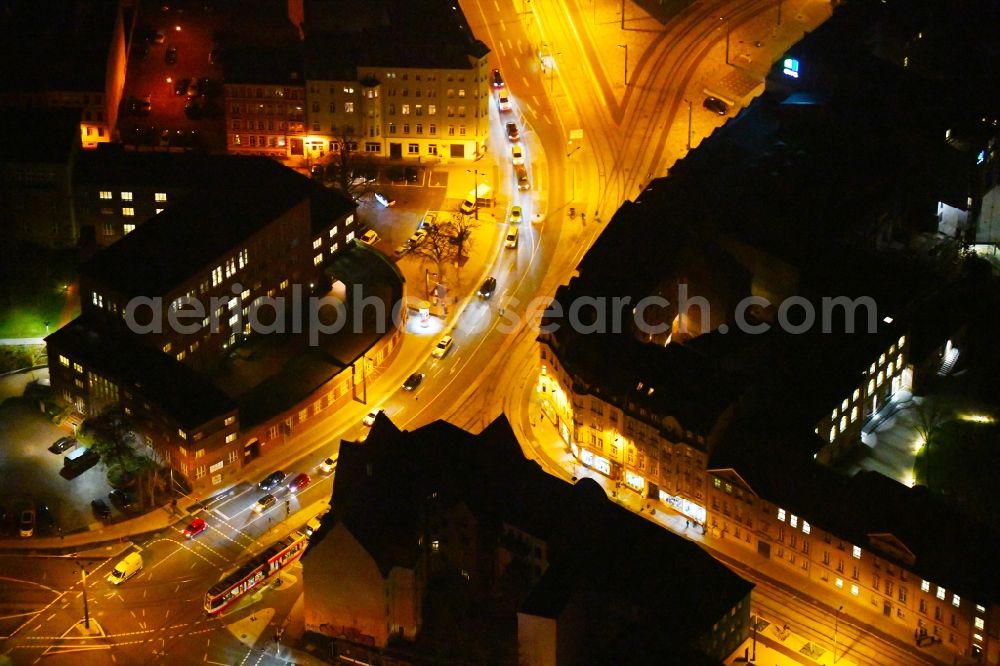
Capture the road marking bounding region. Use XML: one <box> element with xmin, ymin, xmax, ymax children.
<box><xmin>45</xmin><ymin>614</ymin><xmax>55</xmax><ymax>621</ymax></box>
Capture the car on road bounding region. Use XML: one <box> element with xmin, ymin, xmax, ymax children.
<box><xmin>106</xmin><ymin>552</ymin><xmax>143</xmax><ymax>585</ymax></box>
<box><xmin>432</xmin><ymin>335</ymin><xmax>454</xmax><ymax>359</ymax></box>
<box><xmin>515</xmin><ymin>165</ymin><xmax>529</xmax><ymax>191</ymax></box>
<box><xmin>109</xmin><ymin>489</ymin><xmax>136</xmax><ymax>512</ymax></box>
<box><xmin>362</xmin><ymin>409</ymin><xmax>382</xmax><ymax>427</ymax></box>
<box><xmin>509</xmin><ymin>206</ymin><xmax>523</xmax><ymax>225</ymax></box>
<box><xmin>183</xmin><ymin>517</ymin><xmax>208</xmax><ymax>538</ymax></box>
<box><xmin>505</xmin><ymin>122</ymin><xmax>520</xmax><ymax>142</ymax></box>
<box><xmin>49</xmin><ymin>436</ymin><xmax>76</xmax><ymax>454</ymax></box>
<box><xmin>393</xmin><ymin>243</ymin><xmax>411</xmax><ymax>259</ymax></box>
<box><xmin>253</xmin><ymin>494</ymin><xmax>277</xmax><ymax>513</ymax></box>
<box><xmin>402</xmin><ymin>373</ymin><xmax>424</xmax><ymax>391</ymax></box>
<box><xmin>288</xmin><ymin>473</ymin><xmax>311</xmax><ymax>493</ymax></box>
<box><xmin>165</xmin><ymin>45</ymin><xmax>178</xmax><ymax>65</ymax></box>
<box><xmin>359</xmin><ymin>229</ymin><xmax>380</xmax><ymax>245</ymax></box>
<box><xmin>478</xmin><ymin>276</ymin><xmax>497</xmax><ymax>299</ymax></box>
<box><xmin>174</xmin><ymin>77</ymin><xmax>189</xmax><ymax>96</ymax></box>
<box><xmin>703</xmin><ymin>96</ymin><xmax>728</xmax><ymax>115</ymax></box>
<box><xmin>91</xmin><ymin>499</ymin><xmax>112</xmax><ymax>520</ymax></box>
<box><xmin>511</xmin><ymin>144</ymin><xmax>524</xmax><ymax>165</ymax></box>
<box><xmin>258</xmin><ymin>471</ymin><xmax>285</xmax><ymax>492</ymax></box>
<box><xmin>374</xmin><ymin>192</ymin><xmax>395</xmax><ymax>207</ymax></box>
<box><xmin>19</xmin><ymin>508</ymin><xmax>35</xmax><ymax>537</ymax></box>
<box><xmin>497</xmin><ymin>91</ymin><xmax>511</xmax><ymax>112</ymax></box>
<box><xmin>491</xmin><ymin>68</ymin><xmax>505</xmax><ymax>88</ymax></box>
<box><xmin>319</xmin><ymin>456</ymin><xmax>337</xmax><ymax>474</ymax></box>
<box><xmin>505</xmin><ymin>227</ymin><xmax>519</xmax><ymax>248</ymax></box>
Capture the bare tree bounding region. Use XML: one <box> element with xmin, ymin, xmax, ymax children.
<box><xmin>412</xmin><ymin>221</ymin><xmax>458</xmax><ymax>298</ymax></box>
<box><xmin>323</xmin><ymin>127</ymin><xmax>377</xmax><ymax>201</ymax></box>
<box><xmin>444</xmin><ymin>214</ymin><xmax>480</xmax><ymax>287</ymax></box>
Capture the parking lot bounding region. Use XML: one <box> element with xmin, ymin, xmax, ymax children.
<box><xmin>0</xmin><ymin>375</ymin><xmax>122</xmax><ymax>541</ymax></box>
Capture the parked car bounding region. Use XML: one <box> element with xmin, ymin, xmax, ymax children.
<box><xmin>19</xmin><ymin>508</ymin><xmax>35</xmax><ymax>538</ymax></box>
<box><xmin>491</xmin><ymin>68</ymin><xmax>505</xmax><ymax>88</ymax></box>
<box><xmin>497</xmin><ymin>92</ymin><xmax>511</xmax><ymax>112</ymax></box>
<box><xmin>362</xmin><ymin>409</ymin><xmax>382</xmax><ymax>427</ymax></box>
<box><xmin>359</xmin><ymin>229</ymin><xmax>380</xmax><ymax>245</ymax></box>
<box><xmin>703</xmin><ymin>96</ymin><xmax>728</xmax><ymax>115</ymax></box>
<box><xmin>478</xmin><ymin>276</ymin><xmax>497</xmax><ymax>299</ymax></box>
<box><xmin>109</xmin><ymin>489</ymin><xmax>136</xmax><ymax>512</ymax></box>
<box><xmin>126</xmin><ymin>96</ymin><xmax>151</xmax><ymax>117</ymax></box>
<box><xmin>509</xmin><ymin>206</ymin><xmax>523</xmax><ymax>224</ymax></box>
<box><xmin>186</xmin><ymin>79</ymin><xmax>199</xmax><ymax>98</ymax></box>
<box><xmin>505</xmin><ymin>227</ymin><xmax>520</xmax><ymax>248</ymax></box>
<box><xmin>174</xmin><ymin>77</ymin><xmax>190</xmax><ymax>96</ymax></box>
<box><xmin>91</xmin><ymin>499</ymin><xmax>112</xmax><ymax>520</ymax></box>
<box><xmin>288</xmin><ymin>473</ymin><xmax>311</xmax><ymax>493</ymax></box>
<box><xmin>165</xmin><ymin>45</ymin><xmax>178</xmax><ymax>65</ymax></box>
<box><xmin>258</xmin><ymin>471</ymin><xmax>285</xmax><ymax>492</ymax></box>
<box><xmin>505</xmin><ymin>122</ymin><xmax>520</xmax><ymax>142</ymax></box>
<box><xmin>253</xmin><ymin>494</ymin><xmax>277</xmax><ymax>513</ymax></box>
<box><xmin>150</xmin><ymin>30</ymin><xmax>166</xmax><ymax>45</ymax></box>
<box><xmin>319</xmin><ymin>456</ymin><xmax>337</xmax><ymax>474</ymax></box>
<box><xmin>511</xmin><ymin>143</ymin><xmax>524</xmax><ymax>165</ymax></box>
<box><xmin>408</xmin><ymin>229</ymin><xmax>428</xmax><ymax>247</ymax></box>
<box><xmin>402</xmin><ymin>373</ymin><xmax>424</xmax><ymax>391</ymax></box>
<box><xmin>49</xmin><ymin>437</ymin><xmax>76</xmax><ymax>454</ymax></box>
<box><xmin>393</xmin><ymin>243</ymin><xmax>410</xmax><ymax>259</ymax></box>
<box><xmin>183</xmin><ymin>517</ymin><xmax>208</xmax><ymax>538</ymax></box>
<box><xmin>432</xmin><ymin>335</ymin><xmax>454</xmax><ymax>359</ymax></box>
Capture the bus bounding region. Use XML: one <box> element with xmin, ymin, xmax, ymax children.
<box><xmin>204</xmin><ymin>531</ymin><xmax>308</xmax><ymax>615</ymax></box>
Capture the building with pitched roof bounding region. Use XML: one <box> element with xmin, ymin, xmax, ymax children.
<box><xmin>303</xmin><ymin>415</ymin><xmax>752</xmax><ymax>664</ymax></box>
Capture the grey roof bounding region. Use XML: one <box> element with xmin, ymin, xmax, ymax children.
<box><xmin>45</xmin><ymin>315</ymin><xmax>236</xmax><ymax>429</ymax></box>
<box><xmin>79</xmin><ymin>156</ymin><xmax>355</xmax><ymax>298</ymax></box>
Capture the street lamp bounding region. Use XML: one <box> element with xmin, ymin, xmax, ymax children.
<box><xmin>466</xmin><ymin>168</ymin><xmax>482</xmax><ymax>220</ymax></box>
<box><xmin>834</xmin><ymin>605</ymin><xmax>844</xmax><ymax>663</ymax></box>
<box><xmin>567</xmin><ymin>144</ymin><xmax>582</xmax><ymax>202</ymax></box>
<box><xmin>720</xmin><ymin>16</ymin><xmax>731</xmax><ymax>65</ymax></box>
<box><xmin>73</xmin><ymin>561</ymin><xmax>91</xmax><ymax>630</ymax></box>
<box><xmin>685</xmin><ymin>99</ymin><xmax>693</xmax><ymax>150</ymax></box>
<box><xmin>618</xmin><ymin>44</ymin><xmax>628</xmax><ymax>86</ymax></box>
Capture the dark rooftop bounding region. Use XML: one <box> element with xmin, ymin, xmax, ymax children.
<box><xmin>222</xmin><ymin>43</ymin><xmax>306</xmax><ymax>86</ymax></box>
<box><xmin>0</xmin><ymin>0</ymin><xmax>119</xmax><ymax>93</ymax></box>
<box><xmin>0</xmin><ymin>107</ymin><xmax>81</xmax><ymax>163</ymax></box>
<box><xmin>45</xmin><ymin>315</ymin><xmax>236</xmax><ymax>429</ymax></box>
<box><xmin>79</xmin><ymin>156</ymin><xmax>355</xmax><ymax>297</ymax></box>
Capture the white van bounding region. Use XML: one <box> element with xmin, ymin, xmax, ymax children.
<box><xmin>106</xmin><ymin>552</ymin><xmax>144</xmax><ymax>585</ymax></box>
<box><xmin>459</xmin><ymin>184</ymin><xmax>493</xmax><ymax>215</ymax></box>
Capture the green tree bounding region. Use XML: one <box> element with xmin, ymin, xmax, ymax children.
<box><xmin>79</xmin><ymin>410</ymin><xmax>141</xmax><ymax>485</ymax></box>
<box><xmin>911</xmin><ymin>401</ymin><xmax>946</xmax><ymax>489</ymax></box>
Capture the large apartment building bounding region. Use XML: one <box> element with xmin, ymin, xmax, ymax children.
<box><xmin>224</xmin><ymin>0</ymin><xmax>490</xmax><ymax>165</ymax></box>
<box><xmin>47</xmin><ymin>155</ymin><xmax>358</xmax><ymax>490</ymax></box>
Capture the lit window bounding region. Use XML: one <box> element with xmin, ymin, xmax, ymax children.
<box><xmin>431</xmin><ymin>540</ymin><xmax>439</xmax><ymax>552</ymax></box>
<box><xmin>121</xmin><ymin>191</ymin><xmax>133</xmax><ymax>201</ymax></box>
<box><xmin>155</xmin><ymin>208</ymin><xmax>164</xmax><ymax>214</ymax></box>
<box><xmin>921</xmin><ymin>580</ymin><xmax>930</xmax><ymax>593</ymax></box>
<box><xmin>123</xmin><ymin>224</ymin><xmax>135</xmax><ymax>234</ymax></box>
<box><xmin>777</xmin><ymin>508</ymin><xmax>786</xmax><ymax>522</ymax></box>
<box><xmin>73</xmin><ymin>362</ymin><xmax>83</xmax><ymax>373</ymax></box>
<box><xmin>178</xmin><ymin>429</ymin><xmax>187</xmax><ymax>440</ymax></box>
<box><xmin>155</xmin><ymin>192</ymin><xmax>167</xmax><ymax>202</ymax></box>
<box><xmin>99</xmin><ymin>191</ymin><xmax>112</xmax><ymax>199</ymax></box>
<box><xmin>280</xmin><ymin>279</ymin><xmax>289</xmax><ymax>290</ymax></box>
<box><xmin>790</xmin><ymin>515</ymin><xmax>798</xmax><ymax>529</ymax></box>
<box><xmin>194</xmin><ymin>449</ymin><xmax>205</xmax><ymax>459</ymax></box>
<box><xmin>936</xmin><ymin>586</ymin><xmax>946</xmax><ymax>600</ymax></box>
<box><xmin>163</xmin><ymin>342</ymin><xmax>172</xmax><ymax>353</ymax></box>
<box><xmin>312</xmin><ymin>238</ymin><xmax>322</xmax><ymax>249</ymax></box>
<box><xmin>224</xmin><ymin>416</ymin><xmax>235</xmax><ymax>426</ymax></box>
<box><xmin>176</xmin><ymin>350</ymin><xmax>186</xmax><ymax>361</ymax></box>
<box><xmin>313</xmin><ymin>254</ymin><xmax>322</xmax><ymax>266</ymax></box>
<box><xmin>977</xmin><ymin>605</ymin><xmax>986</xmax><ymax>613</ymax></box>
<box><xmin>713</xmin><ymin>477</ymin><xmax>721</xmax><ymax>488</ymax></box>
<box><xmin>345</xmin><ymin>102</ymin><xmax>354</xmax><ymax>113</ymax></box>
<box><xmin>975</xmin><ymin>618</ymin><xmax>985</xmax><ymax>630</ymax></box>
<box><xmin>802</xmin><ymin>521</ymin><xmax>811</xmax><ymax>534</ymax></box>
<box><xmin>952</xmin><ymin>594</ymin><xmax>960</xmax><ymax>608</ymax></box>
<box><xmin>123</xmin><ymin>207</ymin><xmax>135</xmax><ymax>216</ymax></box>
<box><xmin>835</xmin><ymin>578</ymin><xmax>843</xmax><ymax>589</ymax></box>
<box><xmin>225</xmin><ymin>433</ymin><xmax>237</xmax><ymax>443</ymax></box>
<box><xmin>851</xmin><ymin>584</ymin><xmax>859</xmax><ymax>596</ymax></box>
<box><xmin>852</xmin><ymin>545</ymin><xmax>861</xmax><ymax>559</ymax></box>
<box><xmin>59</xmin><ymin>355</ymin><xmax>70</xmax><ymax>367</ymax></box>
<box><xmin>852</xmin><ymin>388</ymin><xmax>860</xmax><ymax>401</ymax></box>
<box><xmin>346</xmin><ymin>214</ymin><xmax>354</xmax><ymax>226</ymax></box>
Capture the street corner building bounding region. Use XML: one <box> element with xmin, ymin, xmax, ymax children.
<box><xmin>301</xmin><ymin>414</ymin><xmax>753</xmax><ymax>665</ymax></box>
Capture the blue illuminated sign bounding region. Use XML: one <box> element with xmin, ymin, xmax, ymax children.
<box><xmin>783</xmin><ymin>58</ymin><xmax>800</xmax><ymax>78</ymax></box>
